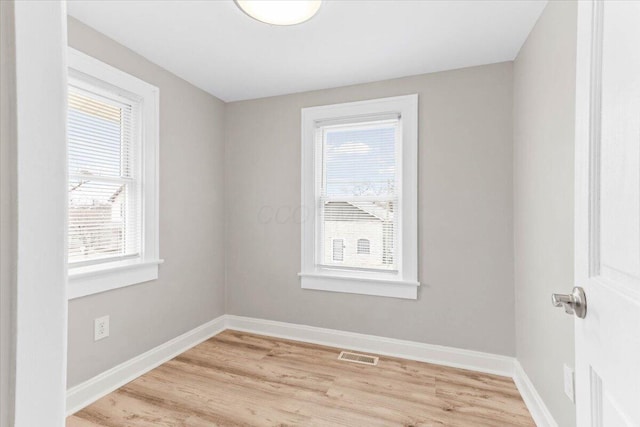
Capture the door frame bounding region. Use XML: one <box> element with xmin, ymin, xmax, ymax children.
<box><xmin>3</xmin><ymin>1</ymin><xmax>69</xmax><ymax>425</ymax></box>
<box><xmin>574</xmin><ymin>0</ymin><xmax>601</xmax><ymax>421</ymax></box>
<box><xmin>0</xmin><ymin>1</ymin><xmax>17</xmax><ymax>425</ymax></box>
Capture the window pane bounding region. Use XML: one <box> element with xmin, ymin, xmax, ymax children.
<box><xmin>68</xmin><ymin>91</ymin><xmax>134</xmax><ymax>178</ymax></box>
<box><xmin>324</xmin><ymin>123</ymin><xmax>396</xmax><ymax>197</ymax></box>
<box><xmin>68</xmin><ymin>179</ymin><xmax>138</xmax><ymax>264</ymax></box>
<box><xmin>319</xmin><ymin>120</ymin><xmax>398</xmax><ymax>271</ymax></box>
<box><xmin>322</xmin><ymin>200</ymin><xmax>395</xmax><ymax>270</ymax></box>
<box><xmin>67</xmin><ymin>86</ymin><xmax>139</xmax><ymax>266</ymax></box>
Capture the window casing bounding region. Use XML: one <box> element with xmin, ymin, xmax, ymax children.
<box><xmin>67</xmin><ymin>48</ymin><xmax>161</xmax><ymax>299</ymax></box>
<box><xmin>300</xmin><ymin>95</ymin><xmax>419</xmax><ymax>299</ymax></box>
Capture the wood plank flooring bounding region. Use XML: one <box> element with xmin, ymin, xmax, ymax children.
<box><xmin>67</xmin><ymin>330</ymin><xmax>534</xmax><ymax>426</ymax></box>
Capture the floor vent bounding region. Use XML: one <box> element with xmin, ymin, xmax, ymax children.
<box><xmin>338</xmin><ymin>351</ymin><xmax>379</xmax><ymax>366</ymax></box>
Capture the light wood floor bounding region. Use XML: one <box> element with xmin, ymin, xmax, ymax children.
<box><xmin>67</xmin><ymin>330</ymin><xmax>534</xmax><ymax>426</ymax></box>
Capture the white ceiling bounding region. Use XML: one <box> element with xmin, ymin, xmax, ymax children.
<box><xmin>67</xmin><ymin>0</ymin><xmax>546</xmax><ymax>102</ymax></box>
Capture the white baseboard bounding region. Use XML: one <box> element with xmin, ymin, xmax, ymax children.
<box><xmin>67</xmin><ymin>314</ymin><xmax>556</xmax><ymax>427</ymax></box>
<box><xmin>513</xmin><ymin>361</ymin><xmax>558</xmax><ymax>427</ymax></box>
<box><xmin>225</xmin><ymin>315</ymin><xmax>515</xmax><ymax>377</ymax></box>
<box><xmin>66</xmin><ymin>315</ymin><xmax>226</xmax><ymax>416</ymax></box>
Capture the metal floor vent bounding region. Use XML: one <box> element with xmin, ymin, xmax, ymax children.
<box><xmin>338</xmin><ymin>351</ymin><xmax>379</xmax><ymax>366</ymax></box>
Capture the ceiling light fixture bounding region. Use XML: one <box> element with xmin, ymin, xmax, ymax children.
<box><xmin>234</xmin><ymin>0</ymin><xmax>322</xmax><ymax>26</ymax></box>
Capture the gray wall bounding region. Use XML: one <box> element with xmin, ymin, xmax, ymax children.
<box><xmin>67</xmin><ymin>18</ymin><xmax>226</xmax><ymax>387</ymax></box>
<box><xmin>513</xmin><ymin>1</ymin><xmax>577</xmax><ymax>426</ymax></box>
<box><xmin>1</xmin><ymin>1</ymin><xmax>16</xmax><ymax>424</ymax></box>
<box><xmin>225</xmin><ymin>63</ymin><xmax>516</xmax><ymax>356</ymax></box>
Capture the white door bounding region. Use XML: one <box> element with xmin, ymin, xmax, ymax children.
<box><xmin>572</xmin><ymin>0</ymin><xmax>640</xmax><ymax>425</ymax></box>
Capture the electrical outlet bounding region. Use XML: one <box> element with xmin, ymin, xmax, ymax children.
<box><xmin>94</xmin><ymin>315</ymin><xmax>110</xmax><ymax>341</ymax></box>
<box><xmin>564</xmin><ymin>364</ymin><xmax>575</xmax><ymax>402</ymax></box>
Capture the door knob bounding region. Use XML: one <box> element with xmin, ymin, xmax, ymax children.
<box><xmin>552</xmin><ymin>287</ymin><xmax>587</xmax><ymax>319</ymax></box>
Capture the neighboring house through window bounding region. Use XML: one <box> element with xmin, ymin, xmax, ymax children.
<box><xmin>67</xmin><ymin>48</ymin><xmax>161</xmax><ymax>299</ymax></box>
<box><xmin>300</xmin><ymin>95</ymin><xmax>419</xmax><ymax>299</ymax></box>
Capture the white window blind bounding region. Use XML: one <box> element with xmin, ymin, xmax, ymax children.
<box><xmin>68</xmin><ymin>86</ymin><xmax>140</xmax><ymax>266</ymax></box>
<box><xmin>316</xmin><ymin>119</ymin><xmax>399</xmax><ymax>271</ymax></box>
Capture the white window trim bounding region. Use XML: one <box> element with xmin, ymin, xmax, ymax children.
<box><xmin>67</xmin><ymin>48</ymin><xmax>162</xmax><ymax>300</ymax></box>
<box><xmin>300</xmin><ymin>95</ymin><xmax>419</xmax><ymax>299</ymax></box>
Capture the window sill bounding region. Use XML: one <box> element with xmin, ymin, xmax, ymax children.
<box><xmin>298</xmin><ymin>272</ymin><xmax>419</xmax><ymax>300</ymax></box>
<box><xmin>68</xmin><ymin>259</ymin><xmax>164</xmax><ymax>300</ymax></box>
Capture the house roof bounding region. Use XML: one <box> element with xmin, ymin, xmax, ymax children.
<box><xmin>324</xmin><ymin>201</ymin><xmax>393</xmax><ymax>222</ymax></box>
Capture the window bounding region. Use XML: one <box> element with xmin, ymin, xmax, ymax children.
<box><xmin>333</xmin><ymin>239</ymin><xmax>344</xmax><ymax>261</ymax></box>
<box><xmin>357</xmin><ymin>239</ymin><xmax>370</xmax><ymax>255</ymax></box>
<box><xmin>67</xmin><ymin>48</ymin><xmax>161</xmax><ymax>299</ymax></box>
<box><xmin>300</xmin><ymin>95</ymin><xmax>419</xmax><ymax>299</ymax></box>
<box><xmin>68</xmin><ymin>86</ymin><xmax>137</xmax><ymax>265</ymax></box>
<box><xmin>321</xmin><ymin>121</ymin><xmax>396</xmax><ymax>270</ymax></box>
